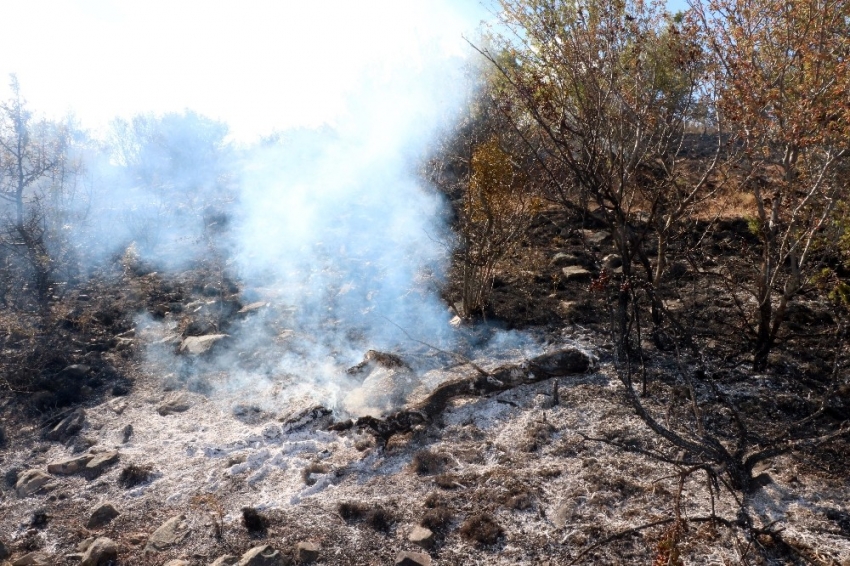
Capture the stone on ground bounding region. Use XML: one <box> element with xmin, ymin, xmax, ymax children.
<box><xmin>86</xmin><ymin>502</ymin><xmax>120</xmax><ymax>529</ymax></box>
<box><xmin>144</xmin><ymin>515</ymin><xmax>190</xmax><ymax>553</ymax></box>
<box><xmin>15</xmin><ymin>469</ymin><xmax>52</xmax><ymax>498</ymax></box>
<box><xmin>45</xmin><ymin>408</ymin><xmax>86</xmax><ymax>441</ymax></box>
<box><xmin>210</xmin><ymin>556</ymin><xmax>239</xmax><ymax>566</ymax></box>
<box><xmin>157</xmin><ymin>393</ymin><xmax>193</xmax><ymax>416</ymax></box>
<box><xmin>408</xmin><ymin>526</ymin><xmax>435</xmax><ymax>549</ymax></box>
<box><xmin>47</xmin><ymin>454</ymin><xmax>93</xmax><ymax>475</ymax></box>
<box><xmin>294</xmin><ymin>541</ymin><xmax>319</xmax><ymax>563</ymax></box>
<box><xmin>394</xmin><ymin>551</ymin><xmax>432</xmax><ymax>566</ymax></box>
<box><xmin>80</xmin><ymin>537</ymin><xmax>118</xmax><ymax>566</ymax></box>
<box><xmin>236</xmin><ymin>545</ymin><xmax>289</xmax><ymax>566</ymax></box>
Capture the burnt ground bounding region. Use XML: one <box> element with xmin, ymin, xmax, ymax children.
<box><xmin>0</xmin><ymin>204</ymin><xmax>849</xmax><ymax>565</ymax></box>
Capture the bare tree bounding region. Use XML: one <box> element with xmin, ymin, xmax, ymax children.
<box><xmin>0</xmin><ymin>75</ymin><xmax>69</xmax><ymax>303</ymax></box>
<box><xmin>480</xmin><ymin>0</ymin><xmax>721</xmax><ymax>352</ymax></box>
<box><xmin>693</xmin><ymin>0</ymin><xmax>850</xmax><ymax>369</ymax></box>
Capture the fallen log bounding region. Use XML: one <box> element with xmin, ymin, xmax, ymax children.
<box><xmin>355</xmin><ymin>348</ymin><xmax>591</xmax><ymax>443</ymax></box>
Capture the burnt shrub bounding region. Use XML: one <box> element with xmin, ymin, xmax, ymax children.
<box><xmin>118</xmin><ymin>464</ymin><xmax>154</xmax><ymax>488</ymax></box>
<box><xmin>337</xmin><ymin>501</ymin><xmax>394</xmax><ymax>533</ymax></box>
<box><xmin>411</xmin><ymin>450</ymin><xmax>448</xmax><ymax>475</ymax></box>
<box><xmin>242</xmin><ymin>507</ymin><xmax>268</xmax><ymax>536</ymax></box>
<box><xmin>421</xmin><ymin>506</ymin><xmax>454</xmax><ymax>531</ymax></box>
<box><xmin>460</xmin><ymin>513</ymin><xmax>504</xmax><ymax>545</ymax></box>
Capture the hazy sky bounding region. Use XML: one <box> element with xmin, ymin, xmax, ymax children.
<box><xmin>0</xmin><ymin>0</ymin><xmax>690</xmax><ymax>140</ymax></box>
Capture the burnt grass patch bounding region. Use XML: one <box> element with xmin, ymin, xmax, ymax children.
<box><xmin>118</xmin><ymin>464</ymin><xmax>154</xmax><ymax>489</ymax></box>
<box><xmin>242</xmin><ymin>506</ymin><xmax>268</xmax><ymax>536</ymax></box>
<box><xmin>338</xmin><ymin>502</ymin><xmax>395</xmax><ymax>533</ymax></box>
<box><xmin>460</xmin><ymin>513</ymin><xmax>504</xmax><ymax>546</ymax></box>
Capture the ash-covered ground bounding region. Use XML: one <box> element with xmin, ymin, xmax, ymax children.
<box><xmin>1</xmin><ymin>318</ymin><xmax>849</xmax><ymax>565</ymax></box>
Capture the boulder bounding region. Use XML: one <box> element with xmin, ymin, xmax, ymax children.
<box><xmin>294</xmin><ymin>541</ymin><xmax>319</xmax><ymax>563</ymax></box>
<box><xmin>145</xmin><ymin>515</ymin><xmax>190</xmax><ymax>553</ymax></box>
<box><xmin>15</xmin><ymin>469</ymin><xmax>52</xmax><ymax>497</ymax></box>
<box><xmin>80</xmin><ymin>537</ymin><xmax>118</xmax><ymax>566</ymax></box>
<box><xmin>179</xmin><ymin>334</ymin><xmax>227</xmax><ymax>355</ymax></box>
<box><xmin>86</xmin><ymin>502</ymin><xmax>120</xmax><ymax>529</ymax></box>
<box><xmin>210</xmin><ymin>556</ymin><xmax>239</xmax><ymax>566</ymax></box>
<box><xmin>45</xmin><ymin>408</ymin><xmax>86</xmax><ymax>441</ymax></box>
<box><xmin>47</xmin><ymin>454</ymin><xmax>93</xmax><ymax>475</ymax></box>
<box><xmin>157</xmin><ymin>394</ymin><xmax>192</xmax><ymax>416</ymax></box>
<box><xmin>164</xmin><ymin>561</ymin><xmax>191</xmax><ymax>566</ymax></box>
<box><xmin>236</xmin><ymin>545</ymin><xmax>289</xmax><ymax>566</ymax></box>
<box><xmin>408</xmin><ymin>526</ymin><xmax>435</xmax><ymax>550</ymax></box>
<box><xmin>394</xmin><ymin>552</ymin><xmax>432</xmax><ymax>566</ymax></box>
<box><xmin>528</xmin><ymin>348</ymin><xmax>592</xmax><ymax>377</ymax></box>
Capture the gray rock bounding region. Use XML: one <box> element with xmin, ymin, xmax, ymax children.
<box><xmin>529</xmin><ymin>348</ymin><xmax>591</xmax><ymax>377</ymax></box>
<box><xmin>163</xmin><ymin>561</ymin><xmax>191</xmax><ymax>566</ymax></box>
<box><xmin>551</xmin><ymin>252</ymin><xmax>579</xmax><ymax>266</ymax></box>
<box><xmin>80</xmin><ymin>537</ymin><xmax>118</xmax><ymax>566</ymax></box>
<box><xmin>408</xmin><ymin>526</ymin><xmax>435</xmax><ymax>550</ymax></box>
<box><xmin>236</xmin><ymin>545</ymin><xmax>288</xmax><ymax>566</ymax></box>
<box><xmin>145</xmin><ymin>515</ymin><xmax>190</xmax><ymax>553</ymax></box>
<box><xmin>15</xmin><ymin>469</ymin><xmax>52</xmax><ymax>497</ymax></box>
<box><xmin>580</xmin><ymin>229</ymin><xmax>610</xmax><ymax>246</ymax></box>
<box><xmin>121</xmin><ymin>424</ymin><xmax>133</xmax><ymax>443</ymax></box>
<box><xmin>11</xmin><ymin>552</ymin><xmax>50</xmax><ymax>566</ymax></box>
<box><xmin>87</xmin><ymin>502</ymin><xmax>120</xmax><ymax>529</ymax></box>
<box><xmin>45</xmin><ymin>408</ymin><xmax>86</xmax><ymax>441</ymax></box>
<box><xmin>179</xmin><ymin>334</ymin><xmax>228</xmax><ymax>355</ymax></box>
<box><xmin>561</xmin><ymin>265</ymin><xmax>592</xmax><ymax>281</ymax></box>
<box><xmin>76</xmin><ymin>537</ymin><xmax>96</xmax><ymax>552</ymax></box>
<box><xmin>210</xmin><ymin>556</ymin><xmax>239</xmax><ymax>566</ymax></box>
<box><xmin>294</xmin><ymin>541</ymin><xmax>319</xmax><ymax>563</ymax></box>
<box><xmin>59</xmin><ymin>364</ymin><xmax>91</xmax><ymax>379</ymax></box>
<box><xmin>0</xmin><ymin>539</ymin><xmax>9</xmax><ymax>559</ymax></box>
<box><xmin>86</xmin><ymin>450</ymin><xmax>120</xmax><ymax>474</ymax></box>
<box><xmin>47</xmin><ymin>454</ymin><xmax>93</xmax><ymax>475</ymax></box>
<box><xmin>342</xmin><ymin>365</ymin><xmax>417</xmax><ymax>417</ymax></box>
<box><xmin>157</xmin><ymin>394</ymin><xmax>192</xmax><ymax>416</ymax></box>
<box><xmin>395</xmin><ymin>551</ymin><xmax>432</xmax><ymax>566</ymax></box>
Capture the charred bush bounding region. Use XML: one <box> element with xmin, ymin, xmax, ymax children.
<box><xmin>242</xmin><ymin>507</ymin><xmax>268</xmax><ymax>536</ymax></box>
<box><xmin>4</xmin><ymin>467</ymin><xmax>20</xmax><ymax>488</ymax></box>
<box><xmin>434</xmin><ymin>473</ymin><xmax>462</xmax><ymax>489</ymax></box>
<box><xmin>337</xmin><ymin>501</ymin><xmax>394</xmax><ymax>533</ymax></box>
<box><xmin>364</xmin><ymin>507</ymin><xmax>393</xmax><ymax>533</ymax></box>
<box><xmin>338</xmin><ymin>501</ymin><xmax>369</xmax><ymax>522</ymax></box>
<box><xmin>421</xmin><ymin>506</ymin><xmax>453</xmax><ymax>532</ymax></box>
<box><xmin>460</xmin><ymin>513</ymin><xmax>504</xmax><ymax>546</ymax></box>
<box><xmin>118</xmin><ymin>464</ymin><xmax>154</xmax><ymax>488</ymax></box>
<box><xmin>411</xmin><ymin>450</ymin><xmax>448</xmax><ymax>475</ymax></box>
<box><xmin>29</xmin><ymin>509</ymin><xmax>48</xmax><ymax>529</ymax></box>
